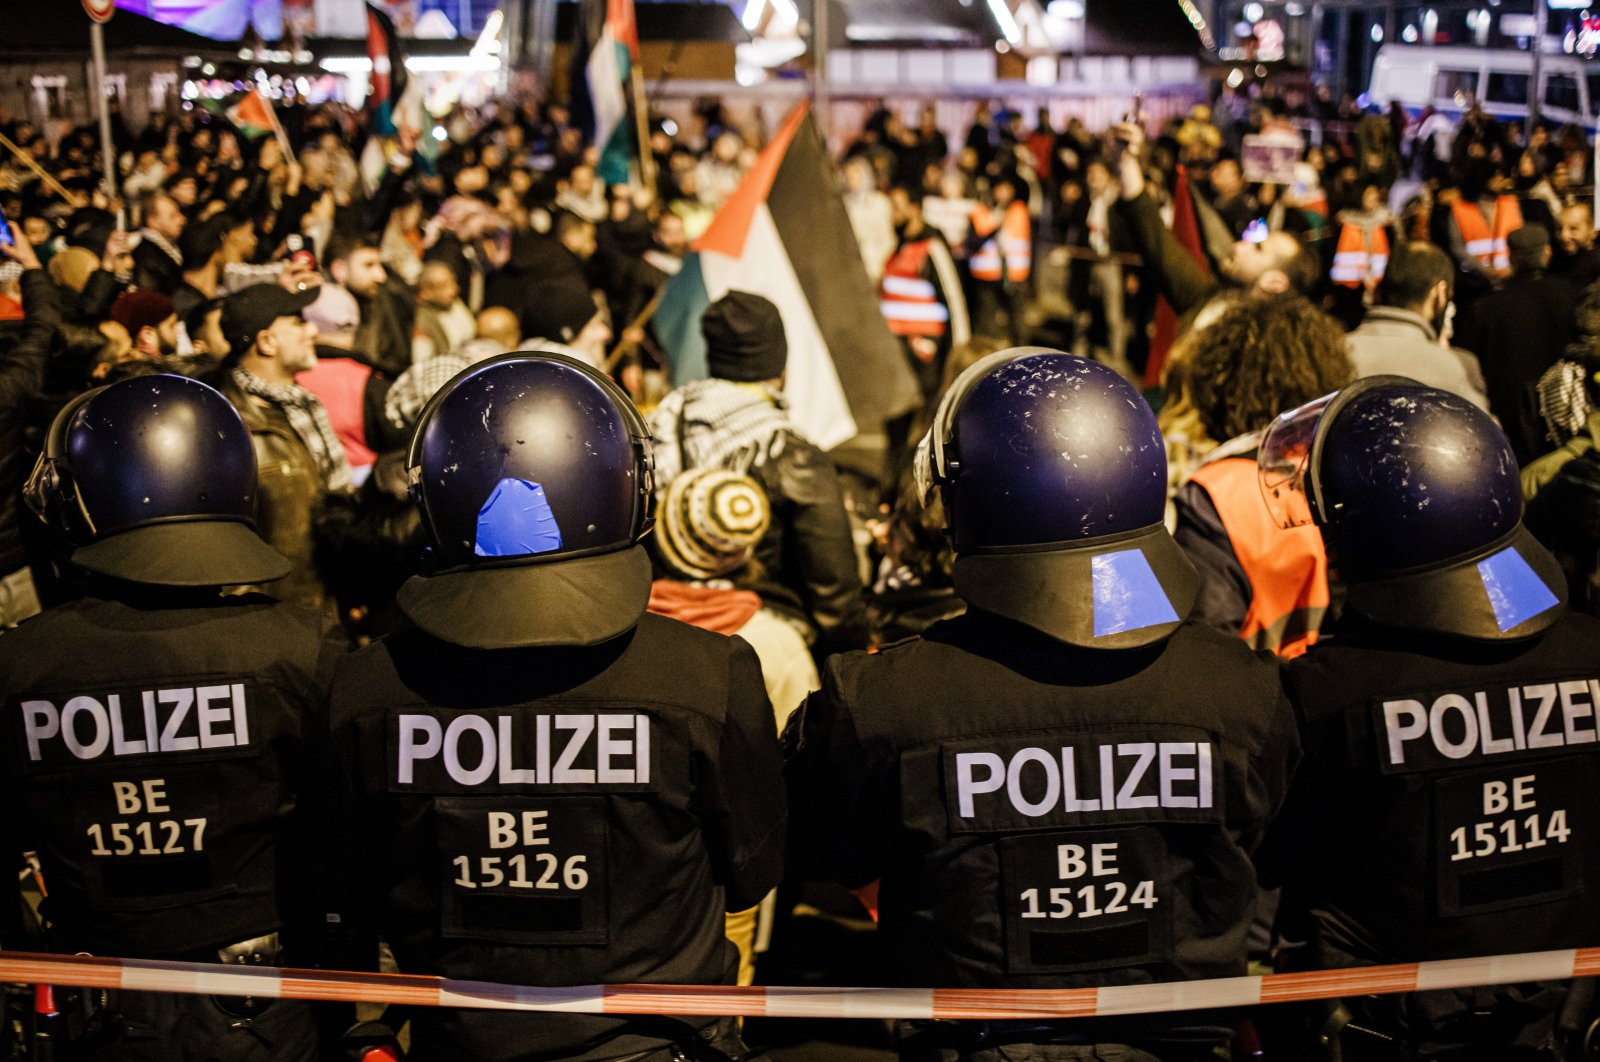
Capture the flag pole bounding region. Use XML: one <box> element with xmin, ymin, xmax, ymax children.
<box><xmin>0</xmin><ymin>132</ymin><xmax>85</xmax><ymax>207</ymax></box>
<box><xmin>630</xmin><ymin>63</ymin><xmax>656</xmax><ymax>194</ymax></box>
<box><xmin>91</xmin><ymin>19</ymin><xmax>118</xmax><ymax>200</ymax></box>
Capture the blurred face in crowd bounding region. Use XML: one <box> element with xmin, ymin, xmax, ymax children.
<box><xmin>1225</xmin><ymin>231</ymin><xmax>1300</xmax><ymax>289</ymax></box>
<box><xmin>844</xmin><ymin>158</ymin><xmax>873</xmax><ymax>196</ymax></box>
<box><xmin>22</xmin><ymin>217</ymin><xmax>51</xmax><ymax>248</ymax></box>
<box><xmin>1360</xmin><ymin>183</ymin><xmax>1384</xmax><ymax>213</ymax></box>
<box><xmin>1084</xmin><ymin>161</ymin><xmax>1111</xmax><ymax>198</ymax></box>
<box><xmin>455</xmin><ymin>164</ymin><xmax>490</xmax><ymax>195</ymax></box>
<box><xmin>146</xmin><ymin>194</ymin><xmax>186</xmax><ymax>241</ymax></box>
<box><xmin>993</xmin><ymin>180</ymin><xmax>1015</xmax><ymax>207</ymax></box>
<box><xmin>419</xmin><ymin>262</ymin><xmax>460</xmax><ymax>309</ymax></box>
<box><xmin>570</xmin><ymin>165</ymin><xmax>597</xmax><ymax>198</ymax></box>
<box><xmin>1211</xmin><ymin>159</ymin><xmax>1243</xmax><ymax>200</ymax></box>
<box><xmin>477</xmin><ymin>306</ymin><xmax>521</xmax><ymax>349</ymax></box>
<box><xmin>713</xmin><ymin>133</ymin><xmax>741</xmax><ymax>164</ymax></box>
<box><xmin>655</xmin><ymin>213</ymin><xmax>686</xmax><ymax>256</ymax></box>
<box><xmin>224</xmin><ymin>219</ymin><xmax>257</xmax><ymax>263</ymax></box>
<box><xmin>334</xmin><ymin>247</ymin><xmax>387</xmax><ymax>298</ymax></box>
<box><xmin>560</xmin><ymin>219</ymin><xmax>597</xmax><ymax>261</ymax></box>
<box><xmin>572</xmin><ymin>310</ymin><xmax>613</xmax><ymax>365</ymax></box>
<box><xmin>252</xmin><ymin>313</ymin><xmax>318</xmax><ymax>379</ymax></box>
<box><xmin>1559</xmin><ymin>204</ymin><xmax>1595</xmax><ymax>256</ymax></box>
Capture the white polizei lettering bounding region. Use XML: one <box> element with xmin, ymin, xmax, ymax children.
<box><xmin>196</xmin><ymin>685</ymin><xmax>234</xmax><ymax>749</ymax></box>
<box><xmin>1431</xmin><ymin>694</ymin><xmax>1478</xmax><ymax>759</ymax></box>
<box><xmin>1006</xmin><ymin>748</ymin><xmax>1060</xmax><ymax>817</ymax></box>
<box><xmin>1061</xmin><ymin>747</ymin><xmax>1099</xmax><ymax>812</ymax></box>
<box><xmin>231</xmin><ymin>684</ymin><xmax>248</xmax><ymax>746</ymax></box>
<box><xmin>955</xmin><ymin>742</ymin><xmax>1217</xmax><ymax>818</ymax></box>
<box><xmin>496</xmin><ymin>716</ymin><xmax>537</xmax><ymax>784</ymax></box>
<box><xmin>1098</xmin><ymin>745</ymin><xmax>1116</xmax><ymax>809</ymax></box>
<box><xmin>22</xmin><ymin>701</ymin><xmax>59</xmax><ymax>762</ymax></box>
<box><xmin>444</xmin><ymin>715</ymin><xmax>495</xmax><ymax>786</ymax></box>
<box><xmin>1383</xmin><ymin>700</ymin><xmax>1428</xmax><ymax>766</ymax></box>
<box><xmin>1159</xmin><ymin>742</ymin><xmax>1197</xmax><ymax>808</ymax></box>
<box><xmin>636</xmin><ymin>715</ymin><xmax>650</xmax><ymax>784</ymax></box>
<box><xmin>393</xmin><ymin>713</ymin><xmax>652</xmax><ymax>787</ymax></box>
<box><xmin>1527</xmin><ymin>685</ymin><xmax>1561</xmax><ymax>749</ymax></box>
<box><xmin>955</xmin><ymin>752</ymin><xmax>1005</xmax><ymax>818</ymax></box>
<box><xmin>1115</xmin><ymin>743</ymin><xmax>1159</xmax><ymax>809</ymax></box>
<box><xmin>1509</xmin><ymin>687</ymin><xmax>1528</xmax><ymax>750</ymax></box>
<box><xmin>62</xmin><ymin>697</ymin><xmax>110</xmax><ymax>760</ymax></box>
<box><xmin>142</xmin><ymin>691</ymin><xmax>159</xmax><ymax>753</ymax></box>
<box><xmin>536</xmin><ymin>714</ymin><xmax>551</xmax><ymax>781</ymax></box>
<box><xmin>596</xmin><ymin>714</ymin><xmax>634</xmax><ymax>784</ymax></box>
<box><xmin>1476</xmin><ymin>692</ymin><xmax>1514</xmax><ymax>756</ymax></box>
<box><xmin>397</xmin><ymin>715</ymin><xmax>443</xmax><ymax>784</ymax></box>
<box><xmin>108</xmin><ymin>694</ymin><xmax>147</xmax><ymax>756</ymax></box>
<box><xmin>552</xmin><ymin>715</ymin><xmax>596</xmax><ymax>784</ymax></box>
<box><xmin>1559</xmin><ymin>681</ymin><xmax>1596</xmax><ymax>745</ymax></box>
<box><xmin>158</xmin><ymin>689</ymin><xmax>197</xmax><ymax>752</ymax></box>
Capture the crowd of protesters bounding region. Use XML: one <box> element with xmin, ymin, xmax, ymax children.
<box><xmin>0</xmin><ymin>76</ymin><xmax>1598</xmax><ymax>686</ymax></box>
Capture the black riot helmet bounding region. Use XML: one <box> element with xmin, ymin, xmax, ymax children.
<box><xmin>399</xmin><ymin>350</ymin><xmax>657</xmax><ymax>650</ymax></box>
<box><xmin>1260</xmin><ymin>376</ymin><xmax>1566</xmax><ymax>639</ymax></box>
<box><xmin>915</xmin><ymin>348</ymin><xmax>1198</xmax><ymax>649</ymax></box>
<box><xmin>24</xmin><ymin>374</ymin><xmax>290</xmax><ymax>587</ymax></box>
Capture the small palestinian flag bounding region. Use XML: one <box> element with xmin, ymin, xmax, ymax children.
<box><xmin>654</xmin><ymin>103</ymin><xmax>919</xmax><ymax>450</ymax></box>
<box><xmin>223</xmin><ymin>88</ymin><xmax>280</xmax><ymax>141</ymax></box>
<box><xmin>570</xmin><ymin>0</ymin><xmax>638</xmax><ymax>186</ymax></box>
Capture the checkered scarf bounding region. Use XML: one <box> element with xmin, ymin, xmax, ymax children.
<box><xmin>648</xmin><ymin>378</ymin><xmax>795</xmax><ymax>491</ymax></box>
<box><xmin>231</xmin><ymin>367</ymin><xmax>355</xmax><ymax>493</ymax></box>
<box><xmin>1539</xmin><ymin>358</ymin><xmax>1593</xmax><ymax>448</ymax></box>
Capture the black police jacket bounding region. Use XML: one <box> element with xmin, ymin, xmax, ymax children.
<box><xmin>327</xmin><ymin>614</ymin><xmax>786</xmax><ymax>1062</ymax></box>
<box><xmin>0</xmin><ymin>590</ymin><xmax>345</xmax><ymax>960</ymax></box>
<box><xmin>1280</xmin><ymin>612</ymin><xmax>1600</xmax><ymax>971</ymax></box>
<box><xmin>786</xmin><ymin>612</ymin><xmax>1298</xmax><ymax>991</ymax></box>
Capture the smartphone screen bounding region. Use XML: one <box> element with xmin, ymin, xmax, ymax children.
<box><xmin>0</xmin><ymin>205</ymin><xmax>13</xmax><ymax>247</ymax></box>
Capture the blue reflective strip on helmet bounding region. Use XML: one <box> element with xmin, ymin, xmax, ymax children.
<box><xmin>474</xmin><ymin>478</ymin><xmax>564</xmax><ymax>557</ymax></box>
<box><xmin>1477</xmin><ymin>546</ymin><xmax>1560</xmax><ymax>633</ymax></box>
<box><xmin>1091</xmin><ymin>548</ymin><xmax>1180</xmax><ymax>638</ymax></box>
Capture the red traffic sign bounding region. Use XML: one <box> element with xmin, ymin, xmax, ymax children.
<box><xmin>83</xmin><ymin>0</ymin><xmax>116</xmax><ymax>23</ymax></box>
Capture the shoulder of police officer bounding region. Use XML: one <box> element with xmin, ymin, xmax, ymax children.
<box><xmin>330</xmin><ymin>611</ymin><xmax>764</xmax><ymax>727</ymax></box>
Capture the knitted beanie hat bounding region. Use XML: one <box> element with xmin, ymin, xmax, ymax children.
<box><xmin>655</xmin><ymin>468</ymin><xmax>771</xmax><ymax>581</ymax></box>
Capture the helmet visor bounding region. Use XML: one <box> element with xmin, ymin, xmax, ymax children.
<box><xmin>1258</xmin><ymin>390</ymin><xmax>1339</xmax><ymax>530</ymax></box>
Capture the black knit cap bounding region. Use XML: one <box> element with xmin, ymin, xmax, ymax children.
<box><xmin>702</xmin><ymin>290</ymin><xmax>787</xmax><ymax>382</ymax></box>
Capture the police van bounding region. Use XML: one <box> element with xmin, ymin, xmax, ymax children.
<box><xmin>1369</xmin><ymin>44</ymin><xmax>1600</xmax><ymax>129</ymax></box>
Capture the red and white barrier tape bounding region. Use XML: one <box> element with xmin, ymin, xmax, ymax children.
<box><xmin>0</xmin><ymin>947</ymin><xmax>1597</xmax><ymax>1019</ymax></box>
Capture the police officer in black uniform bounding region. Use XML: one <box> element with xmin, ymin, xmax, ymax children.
<box><xmin>785</xmin><ymin>349</ymin><xmax>1301</xmax><ymax>1061</ymax></box>
<box><xmin>327</xmin><ymin>351</ymin><xmax>786</xmax><ymax>1062</ymax></box>
<box><xmin>0</xmin><ymin>374</ymin><xmax>347</xmax><ymax>1060</ymax></box>
<box><xmin>1262</xmin><ymin>377</ymin><xmax>1600</xmax><ymax>1059</ymax></box>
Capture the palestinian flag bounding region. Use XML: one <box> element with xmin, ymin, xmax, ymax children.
<box><xmin>223</xmin><ymin>88</ymin><xmax>280</xmax><ymax>141</ymax></box>
<box><xmin>365</xmin><ymin>2</ymin><xmax>409</xmax><ymax>138</ymax></box>
<box><xmin>654</xmin><ymin>103</ymin><xmax>919</xmax><ymax>451</ymax></box>
<box><xmin>570</xmin><ymin>0</ymin><xmax>638</xmax><ymax>186</ymax></box>
<box><xmin>1144</xmin><ymin>163</ymin><xmax>1209</xmax><ymax>391</ymax></box>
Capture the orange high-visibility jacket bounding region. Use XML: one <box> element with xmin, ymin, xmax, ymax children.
<box><xmin>1331</xmin><ymin>222</ymin><xmax>1390</xmax><ymax>289</ymax></box>
<box><xmin>1188</xmin><ymin>456</ymin><xmax>1330</xmax><ymax>659</ymax></box>
<box><xmin>969</xmin><ymin>200</ymin><xmax>1031</xmax><ymax>283</ymax></box>
<box><xmin>1451</xmin><ymin>195</ymin><xmax>1523</xmax><ymax>271</ymax></box>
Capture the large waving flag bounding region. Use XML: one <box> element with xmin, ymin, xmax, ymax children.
<box><xmin>570</xmin><ymin>0</ymin><xmax>638</xmax><ymax>186</ymax></box>
<box><xmin>654</xmin><ymin>103</ymin><xmax>920</xmax><ymax>450</ymax></box>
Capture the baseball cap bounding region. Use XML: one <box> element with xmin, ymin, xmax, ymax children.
<box><xmin>302</xmin><ymin>283</ymin><xmax>360</xmax><ymax>334</ymax></box>
<box><xmin>219</xmin><ymin>284</ymin><xmax>318</xmax><ymax>358</ymax></box>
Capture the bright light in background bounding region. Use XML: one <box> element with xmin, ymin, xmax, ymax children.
<box><xmin>1402</xmin><ymin>23</ymin><xmax>1418</xmax><ymax>41</ymax></box>
<box><xmin>741</xmin><ymin>0</ymin><xmax>766</xmax><ymax>30</ymax></box>
<box><xmin>986</xmin><ymin>0</ymin><xmax>1022</xmax><ymax>45</ymax></box>
<box><xmin>1227</xmin><ymin>66</ymin><xmax>1245</xmax><ymax>87</ymax></box>
<box><xmin>769</xmin><ymin>0</ymin><xmax>799</xmax><ymax>24</ymax></box>
<box><xmin>1371</xmin><ymin>22</ymin><xmax>1383</xmax><ymax>41</ymax></box>
<box><xmin>1243</xmin><ymin>2</ymin><xmax>1263</xmax><ymax>22</ymax></box>
<box><xmin>320</xmin><ymin>55</ymin><xmax>500</xmax><ymax>74</ymax></box>
<box><xmin>1046</xmin><ymin>0</ymin><xmax>1084</xmax><ymax>17</ymax></box>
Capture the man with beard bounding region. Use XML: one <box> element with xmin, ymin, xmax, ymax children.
<box><xmin>1344</xmin><ymin>241</ymin><xmax>1489</xmax><ymax>410</ymax></box>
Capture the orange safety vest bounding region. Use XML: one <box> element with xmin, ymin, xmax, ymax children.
<box><xmin>1331</xmin><ymin>223</ymin><xmax>1390</xmax><ymax>289</ymax></box>
<box><xmin>969</xmin><ymin>201</ymin><xmax>1031</xmax><ymax>283</ymax></box>
<box><xmin>1188</xmin><ymin>456</ymin><xmax>1330</xmax><ymax>659</ymax></box>
<box><xmin>879</xmin><ymin>238</ymin><xmax>949</xmax><ymax>339</ymax></box>
<box><xmin>1450</xmin><ymin>195</ymin><xmax>1523</xmax><ymax>271</ymax></box>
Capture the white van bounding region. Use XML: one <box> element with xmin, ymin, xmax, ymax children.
<box><xmin>1369</xmin><ymin>44</ymin><xmax>1599</xmax><ymax>128</ymax></box>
